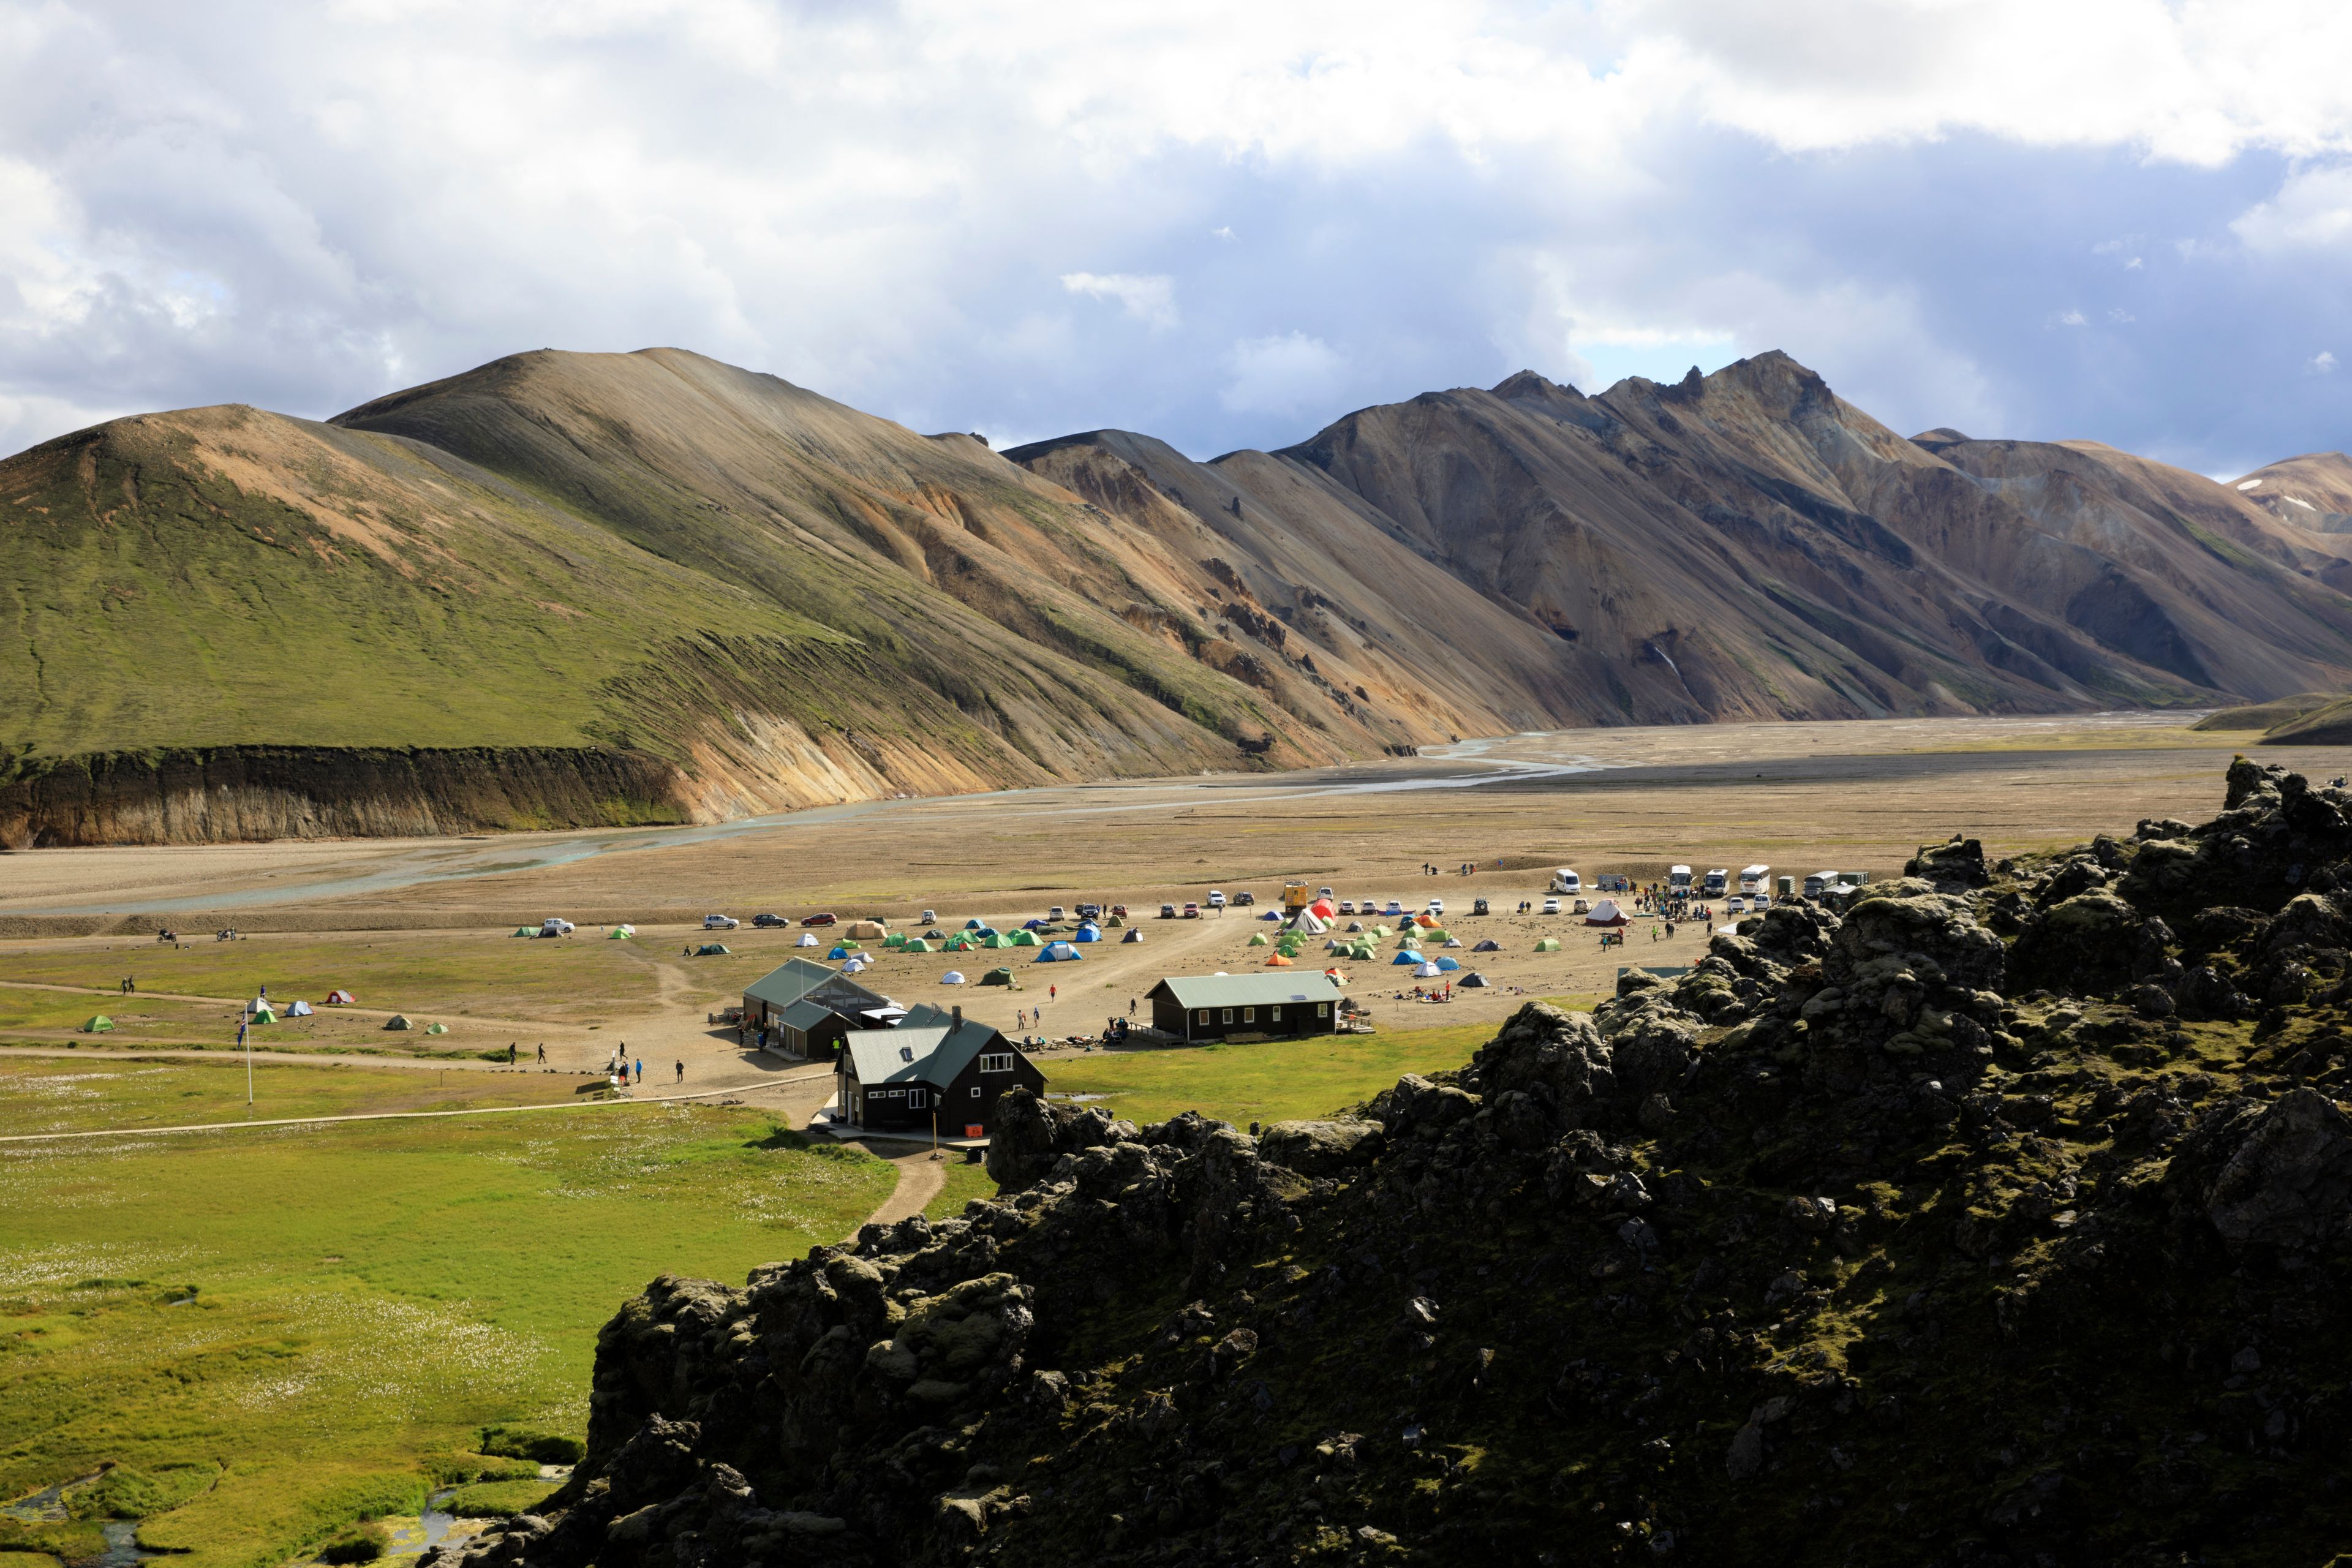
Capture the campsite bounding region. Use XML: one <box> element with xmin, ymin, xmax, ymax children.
<box><xmin>0</xmin><ymin>713</ymin><xmax>2323</xmax><ymax>1567</ymax></box>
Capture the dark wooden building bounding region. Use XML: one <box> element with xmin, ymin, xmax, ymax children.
<box><xmin>837</xmin><ymin>1003</ymin><xmax>1046</xmax><ymax>1137</ymax></box>
<box><xmin>742</xmin><ymin>957</ymin><xmax>892</xmax><ymax>1060</ymax></box>
<box><xmin>1145</xmin><ymin>972</ymin><xmax>1341</xmax><ymax>1044</ymax></box>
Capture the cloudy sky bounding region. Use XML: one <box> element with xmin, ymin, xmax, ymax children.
<box><xmin>4</xmin><ymin>1</ymin><xmax>2350</xmax><ymax>475</ymax></box>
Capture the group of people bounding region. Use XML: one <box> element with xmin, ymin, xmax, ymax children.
<box><xmin>1394</xmin><ymin>981</ymin><xmax>1457</xmax><ymax>1003</ymax></box>
<box><xmin>1420</xmin><ymin>862</ymin><xmax>1479</xmax><ymax>876</ymax></box>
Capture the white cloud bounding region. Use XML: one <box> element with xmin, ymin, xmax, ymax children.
<box><xmin>1221</xmin><ymin>333</ymin><xmax>1345</xmax><ymax>416</ymax></box>
<box><xmin>2057</xmin><ymin>310</ymin><xmax>2089</xmax><ymax>326</ymax></box>
<box><xmin>2233</xmin><ymin>164</ymin><xmax>2352</xmax><ymax>249</ymax></box>
<box><xmin>2313</xmin><ymin>350</ymin><xmax>2339</xmax><ymax>374</ymax></box>
<box><xmin>1059</xmin><ymin>271</ymin><xmax>1178</xmax><ymax>329</ymax></box>
<box><xmin>2108</xmin><ymin>307</ymin><xmax>2136</xmax><ymax>323</ymax></box>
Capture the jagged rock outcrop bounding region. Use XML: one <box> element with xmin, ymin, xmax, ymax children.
<box><xmin>438</xmin><ymin>762</ymin><xmax>2352</xmax><ymax>1567</ymax></box>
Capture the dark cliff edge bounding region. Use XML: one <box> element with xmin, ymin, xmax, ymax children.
<box><xmin>432</xmin><ymin>758</ymin><xmax>2352</xmax><ymax>1566</ymax></box>
<box><xmin>0</xmin><ymin>746</ymin><xmax>692</xmax><ymax>849</ymax></box>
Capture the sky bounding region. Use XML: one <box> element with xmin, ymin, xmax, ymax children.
<box><xmin>3</xmin><ymin>1</ymin><xmax>2351</xmax><ymax>476</ymax></box>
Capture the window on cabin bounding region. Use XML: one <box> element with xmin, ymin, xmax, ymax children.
<box><xmin>1196</xmin><ymin>1009</ymin><xmax>1208</xmax><ymax>1025</ymax></box>
<box><xmin>1221</xmin><ymin>1009</ymin><xmax>1234</xmax><ymax>1025</ymax></box>
<box><xmin>1243</xmin><ymin>1007</ymin><xmax>1256</xmax><ymax>1023</ymax></box>
<box><xmin>1319</xmin><ymin>1003</ymin><xmax>1331</xmax><ymax>1017</ymax></box>
<box><xmin>908</xmin><ymin>1088</ymin><xmax>927</xmax><ymax>1109</ymax></box>
<box><xmin>1270</xmin><ymin>1006</ymin><xmax>1282</xmax><ymax>1022</ymax></box>
<box><xmin>971</xmin><ymin>1087</ymin><xmax>981</xmax><ymax>1098</ymax></box>
<box><xmin>979</xmin><ymin>1053</ymin><xmax>1014</xmax><ymax>1073</ymax></box>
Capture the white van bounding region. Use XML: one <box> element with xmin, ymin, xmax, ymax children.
<box><xmin>1549</xmin><ymin>868</ymin><xmax>1581</xmax><ymax>894</ymax></box>
<box><xmin>1668</xmin><ymin>865</ymin><xmax>1693</xmax><ymax>892</ymax></box>
<box><xmin>540</xmin><ymin>918</ymin><xmax>575</xmax><ymax>937</ymax></box>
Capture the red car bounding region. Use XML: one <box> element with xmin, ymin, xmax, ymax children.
<box><xmin>800</xmin><ymin>912</ymin><xmax>838</xmax><ymax>927</ymax></box>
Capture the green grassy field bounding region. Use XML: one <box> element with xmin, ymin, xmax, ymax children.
<box><xmin>0</xmin><ymin>1057</ymin><xmax>611</xmax><ymax>1136</ymax></box>
<box><xmin>1035</xmin><ymin>1021</ymin><xmax>1502</xmax><ymax>1129</ymax></box>
<box><xmin>0</xmin><ymin>1060</ymin><xmax>893</xmax><ymax>1568</ymax></box>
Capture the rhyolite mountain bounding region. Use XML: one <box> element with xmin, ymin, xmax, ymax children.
<box><xmin>7</xmin><ymin>347</ymin><xmax>2352</xmax><ymax>844</ymax></box>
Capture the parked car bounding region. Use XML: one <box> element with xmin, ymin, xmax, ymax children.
<box><xmin>1234</xmin><ymin>891</ymin><xmax>1255</xmax><ymax>907</ymax></box>
<box><xmin>1110</xmin><ymin>904</ymin><xmax>1129</xmax><ymax>919</ymax></box>
<box><xmin>1338</xmin><ymin>900</ymin><xmax>1356</xmax><ymax>915</ymax></box>
<box><xmin>540</xmin><ymin>918</ymin><xmax>575</xmax><ymax>937</ymax></box>
<box><xmin>801</xmin><ymin>912</ymin><xmax>838</xmax><ymax>927</ymax></box>
<box><xmin>1542</xmin><ymin>897</ymin><xmax>1561</xmax><ymax>915</ymax></box>
<box><xmin>921</xmin><ymin>909</ymin><xmax>937</xmax><ymax>923</ymax></box>
<box><xmin>703</xmin><ymin>913</ymin><xmax>740</xmax><ymax>930</ymax></box>
<box><xmin>1471</xmin><ymin>897</ymin><xmax>1490</xmax><ymax>916</ymax></box>
<box><xmin>1427</xmin><ymin>898</ymin><xmax>1445</xmax><ymax>916</ymax></box>
<box><xmin>1183</xmin><ymin>902</ymin><xmax>1201</xmax><ymax>919</ymax></box>
<box><xmin>1383</xmin><ymin>900</ymin><xmax>1405</xmax><ymax>917</ymax></box>
<box><xmin>752</xmin><ymin>913</ymin><xmax>787</xmax><ymax>927</ymax></box>
<box><xmin>1159</xmin><ymin>902</ymin><xmax>1177</xmax><ymax>919</ymax></box>
<box><xmin>1076</xmin><ymin>903</ymin><xmax>1101</xmax><ymax>921</ymax></box>
<box><xmin>1049</xmin><ymin>906</ymin><xmax>1066</xmax><ymax>921</ymax></box>
<box><xmin>1318</xmin><ymin>886</ymin><xmax>1333</xmax><ymax>899</ymax></box>
<box><xmin>1727</xmin><ymin>896</ymin><xmax>1747</xmax><ymax>914</ymax></box>
<box><xmin>1207</xmin><ymin>890</ymin><xmax>1227</xmax><ymax>908</ymax></box>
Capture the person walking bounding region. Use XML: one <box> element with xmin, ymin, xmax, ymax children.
<box><xmin>508</xmin><ymin>1042</ymin><xmax>517</xmax><ymax>1064</ymax></box>
<box><xmin>536</xmin><ymin>1043</ymin><xmax>546</xmax><ymax>1064</ymax></box>
<box><xmin>633</xmin><ymin>1058</ymin><xmax>644</xmax><ymax>1084</ymax></box>
<box><xmin>1128</xmin><ymin>998</ymin><xmax>1136</xmax><ymax>1016</ymax></box>
<box><xmin>1049</xmin><ymin>984</ymin><xmax>1057</xmax><ymax>1002</ymax></box>
<box><xmin>674</xmin><ymin>1060</ymin><xmax>684</xmax><ymax>1083</ymax></box>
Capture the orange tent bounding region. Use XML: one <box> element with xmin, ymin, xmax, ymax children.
<box><xmin>1265</xmin><ymin>954</ymin><xmax>1295</xmax><ymax>967</ymax></box>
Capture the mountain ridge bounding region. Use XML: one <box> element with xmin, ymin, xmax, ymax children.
<box><xmin>6</xmin><ymin>345</ymin><xmax>2352</xmax><ymax>845</ymax></box>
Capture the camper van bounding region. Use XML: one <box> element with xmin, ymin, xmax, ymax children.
<box><xmin>1703</xmin><ymin>869</ymin><xmax>1728</xmax><ymax>897</ymax></box>
<box><xmin>1668</xmin><ymin>865</ymin><xmax>1694</xmax><ymax>893</ymax></box>
<box><xmin>1740</xmin><ymin>864</ymin><xmax>1771</xmax><ymax>894</ymax></box>
<box><xmin>1550</xmin><ymin>868</ymin><xmax>1582</xmax><ymax>894</ymax></box>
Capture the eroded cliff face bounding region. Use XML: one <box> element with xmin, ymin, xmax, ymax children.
<box><xmin>435</xmin><ymin>760</ymin><xmax>2352</xmax><ymax>1567</ymax></box>
<box><xmin>0</xmin><ymin>747</ymin><xmax>698</xmax><ymax>848</ymax></box>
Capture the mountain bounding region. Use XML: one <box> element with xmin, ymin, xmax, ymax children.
<box><xmin>9</xmin><ymin>346</ymin><xmax>2352</xmax><ymax>845</ymax></box>
<box><xmin>2231</xmin><ymin>451</ymin><xmax>2352</xmax><ymax>533</ymax></box>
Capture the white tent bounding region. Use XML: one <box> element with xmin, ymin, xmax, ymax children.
<box><xmin>288</xmin><ymin>999</ymin><xmax>314</xmax><ymax>1017</ymax></box>
<box><xmin>1287</xmin><ymin>910</ymin><xmax>1328</xmax><ymax>935</ymax></box>
<box><xmin>843</xmin><ymin>957</ymin><xmax>870</xmax><ymax>973</ymax></box>
<box><xmin>1584</xmin><ymin>899</ymin><xmax>1629</xmax><ymax>926</ymax></box>
<box><xmin>1414</xmin><ymin>960</ymin><xmax>1443</xmax><ymax>978</ymax></box>
<box><xmin>941</xmin><ymin>970</ymin><xmax>967</xmax><ymax>985</ymax></box>
<box><xmin>796</xmin><ymin>932</ymin><xmax>819</xmax><ymax>948</ymax></box>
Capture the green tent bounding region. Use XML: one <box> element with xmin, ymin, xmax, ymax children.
<box><xmin>424</xmin><ymin>1022</ymin><xmax>449</xmax><ymax>1035</ymax></box>
<box><xmin>81</xmin><ymin>1015</ymin><xmax>113</xmax><ymax>1033</ymax></box>
<box><xmin>1534</xmin><ymin>937</ymin><xmax>1561</xmax><ymax>952</ymax></box>
<box><xmin>696</xmin><ymin>943</ymin><xmax>731</xmax><ymax>956</ymax></box>
<box><xmin>1008</xmin><ymin>929</ymin><xmax>1041</xmax><ymax>947</ymax></box>
<box><xmin>903</xmin><ymin>938</ymin><xmax>932</xmax><ymax>953</ymax></box>
<box><xmin>1248</xmin><ymin>932</ymin><xmax>1270</xmax><ymax>946</ymax></box>
<box><xmin>251</xmin><ymin>1006</ymin><xmax>277</xmax><ymax>1024</ymax></box>
<box><xmin>979</xmin><ymin>968</ymin><xmax>1016</xmax><ymax>986</ymax></box>
<box><xmin>1425</xmin><ymin>927</ymin><xmax>1450</xmax><ymax>943</ymax></box>
<box><xmin>608</xmin><ymin>927</ymin><xmax>633</xmax><ymax>940</ymax></box>
<box><xmin>385</xmin><ymin>1014</ymin><xmax>412</xmax><ymax>1031</ymax></box>
<box><xmin>978</xmin><ymin>932</ymin><xmax>1012</xmax><ymax>948</ymax></box>
<box><xmin>883</xmin><ymin>933</ymin><xmax>908</xmax><ymax>949</ymax></box>
<box><xmin>1368</xmin><ymin>924</ymin><xmax>1391</xmax><ymax>938</ymax></box>
<box><xmin>512</xmin><ymin>927</ymin><xmax>535</xmax><ymax>938</ymax></box>
<box><xmin>1396</xmin><ymin>935</ymin><xmax>1422</xmax><ymax>951</ymax></box>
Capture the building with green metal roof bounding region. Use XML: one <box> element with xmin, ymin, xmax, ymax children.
<box><xmin>1145</xmin><ymin>972</ymin><xmax>1341</xmax><ymax>1043</ymax></box>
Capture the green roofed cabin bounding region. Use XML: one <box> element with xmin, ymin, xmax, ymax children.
<box><xmin>836</xmin><ymin>1003</ymin><xmax>1045</xmax><ymax>1137</ymax></box>
<box><xmin>1145</xmin><ymin>972</ymin><xmax>1341</xmax><ymax>1043</ymax></box>
<box><xmin>742</xmin><ymin>957</ymin><xmax>892</xmax><ymax>1062</ymax></box>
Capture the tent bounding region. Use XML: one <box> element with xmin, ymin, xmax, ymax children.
<box><xmin>424</xmin><ymin>1022</ymin><xmax>449</xmax><ymax>1035</ymax></box>
<box><xmin>848</xmin><ymin>919</ymin><xmax>888</xmax><ymax>940</ymax></box>
<box><xmin>81</xmin><ymin>1015</ymin><xmax>113</xmax><ymax>1033</ymax></box>
<box><xmin>903</xmin><ymin>938</ymin><xmax>933</xmax><ymax>953</ymax></box>
<box><xmin>608</xmin><ymin>925</ymin><xmax>634</xmax><ymax>940</ymax></box>
<box><xmin>1073</xmin><ymin>924</ymin><xmax>1101</xmax><ymax>943</ymax></box>
<box><xmin>979</xmin><ymin>932</ymin><xmax>1013</xmax><ymax>948</ymax></box>
<box><xmin>1121</xmin><ymin>927</ymin><xmax>1144</xmax><ymax>943</ymax></box>
<box><xmin>1471</xmin><ymin>939</ymin><xmax>1499</xmax><ymax>952</ymax></box>
<box><xmin>1434</xmin><ymin>956</ymin><xmax>1461</xmax><ymax>972</ymax></box>
<box><xmin>288</xmin><ymin>999</ymin><xmax>313</xmax><ymax>1017</ymax></box>
<box><xmin>1310</xmin><ymin>899</ymin><xmax>1335</xmax><ymax>919</ymax></box>
<box><xmin>1534</xmin><ymin>937</ymin><xmax>1562</xmax><ymax>952</ymax></box>
<box><xmin>251</xmin><ymin>1005</ymin><xmax>277</xmax><ymax>1023</ymax></box>
<box><xmin>979</xmin><ymin>968</ymin><xmax>1015</xmax><ymax>986</ymax></box>
<box><xmin>1036</xmin><ymin>941</ymin><xmax>1084</xmax><ymax>963</ymax></box>
<box><xmin>1022</xmin><ymin>918</ymin><xmax>1049</xmax><ymax>931</ymax></box>
<box><xmin>797</xmin><ymin>933</ymin><xmax>820</xmax><ymax>948</ymax></box>
<box><xmin>1288</xmin><ymin>910</ymin><xmax>1327</xmax><ymax>934</ymax></box>
<box><xmin>883</xmin><ymin>933</ymin><xmax>907</xmax><ymax>949</ymax></box>
<box><xmin>1415</xmin><ymin>961</ymin><xmax>1443</xmax><ymax>978</ymax></box>
<box><xmin>1460</xmin><ymin>971</ymin><xmax>1490</xmax><ymax>988</ymax></box>
<box><xmin>827</xmin><ymin>946</ymin><xmax>853</xmax><ymax>960</ymax></box>
<box><xmin>1396</xmin><ymin>935</ymin><xmax>1422</xmax><ymax>951</ymax></box>
<box><xmin>1325</xmin><ymin>968</ymin><xmax>1349</xmax><ymax>982</ymax></box>
<box><xmin>944</xmin><ymin>936</ymin><xmax>972</xmax><ymax>951</ymax></box>
<box><xmin>843</xmin><ymin>958</ymin><xmax>870</xmax><ymax>974</ymax></box>
<box><xmin>965</xmin><ymin>918</ymin><xmax>987</xmax><ymax>930</ymax></box>
<box><xmin>1248</xmin><ymin>932</ymin><xmax>1270</xmax><ymax>946</ymax></box>
<box><xmin>1424</xmin><ymin>927</ymin><xmax>1449</xmax><ymax>943</ymax></box>
<box><xmin>1008</xmin><ymin>929</ymin><xmax>1041</xmax><ymax>948</ymax></box>
<box><xmin>1259</xmin><ymin>911</ymin><xmax>1281</xmax><ymax>921</ymax></box>
<box><xmin>1266</xmin><ymin>955</ymin><xmax>1295</xmax><ymax>967</ymax></box>
<box><xmin>1368</xmin><ymin>925</ymin><xmax>1391</xmax><ymax>938</ymax></box>
<box><xmin>1107</xmin><ymin>913</ymin><xmax>1125</xmax><ymax>927</ymax></box>
<box><xmin>1584</xmin><ymin>899</ymin><xmax>1629</xmax><ymax>927</ymax></box>
<box><xmin>326</xmin><ymin>989</ymin><xmax>355</xmax><ymax>1005</ymax></box>
<box><xmin>512</xmin><ymin>927</ymin><xmax>536</xmax><ymax>938</ymax></box>
<box><xmin>1415</xmin><ymin>914</ymin><xmax>1438</xmax><ymax>929</ymax></box>
<box><xmin>696</xmin><ymin>943</ymin><xmax>730</xmax><ymax>956</ymax></box>
<box><xmin>941</xmin><ymin>970</ymin><xmax>967</xmax><ymax>985</ymax></box>
<box><xmin>1442</xmin><ymin>937</ymin><xmax>1463</xmax><ymax>948</ymax></box>
<box><xmin>1391</xmin><ymin>950</ymin><xmax>1424</xmax><ymax>965</ymax></box>
<box><xmin>1346</xmin><ymin>921</ymin><xmax>1364</xmax><ymax>933</ymax></box>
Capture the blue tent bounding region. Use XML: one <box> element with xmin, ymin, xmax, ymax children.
<box><xmin>1072</xmin><ymin>924</ymin><xmax>1101</xmax><ymax>943</ymax></box>
<box><xmin>1259</xmin><ymin>911</ymin><xmax>1281</xmax><ymax>921</ymax></box>
<box><xmin>827</xmin><ymin>946</ymin><xmax>851</xmax><ymax>960</ymax></box>
<box><xmin>1023</xmin><ymin>918</ymin><xmax>1049</xmax><ymax>931</ymax></box>
<box><xmin>1036</xmin><ymin>941</ymin><xmax>1084</xmax><ymax>962</ymax></box>
<box><xmin>964</xmin><ymin>918</ymin><xmax>987</xmax><ymax>930</ymax></box>
<box><xmin>1390</xmin><ymin>949</ymin><xmax>1423</xmax><ymax>965</ymax></box>
<box><xmin>1434</xmin><ymin>956</ymin><xmax>1461</xmax><ymax>971</ymax></box>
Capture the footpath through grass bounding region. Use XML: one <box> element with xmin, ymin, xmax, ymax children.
<box><xmin>0</xmin><ymin>1061</ymin><xmax>893</xmax><ymax>1568</ymax></box>
<box><xmin>0</xmin><ymin>1057</ymin><xmax>611</xmax><ymax>1137</ymax></box>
